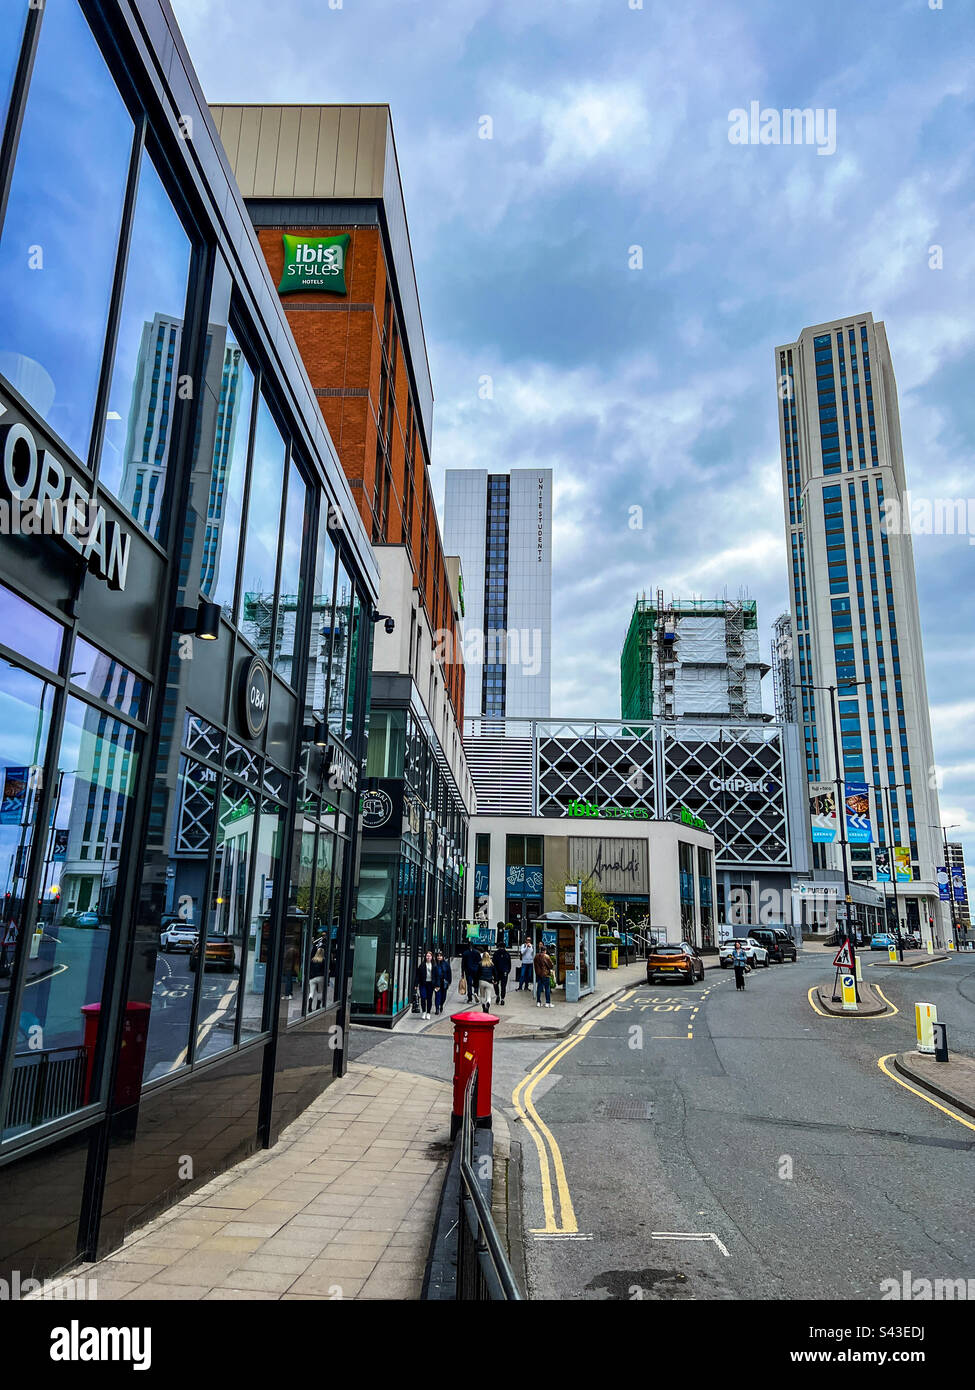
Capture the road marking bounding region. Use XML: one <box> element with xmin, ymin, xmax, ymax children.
<box><xmin>514</xmin><ymin>993</ymin><xmax>635</xmax><ymax>1234</ymax></box>
<box><xmin>807</xmin><ymin>983</ymin><xmax>898</xmax><ymax>1018</ymax></box>
<box><xmin>807</xmin><ymin>986</ymin><xmax>829</xmax><ymax>1017</ymax></box>
<box><xmin>877</xmin><ymin>1053</ymin><xmax>975</xmax><ymax>1133</ymax></box>
<box><xmin>651</xmin><ymin>1231</ymin><xmax>731</xmax><ymax>1257</ymax></box>
<box><xmin>532</xmin><ymin>1232</ymin><xmax>594</xmax><ymax>1241</ymax></box>
<box><xmin>873</xmin><ymin>985</ymin><xmax>898</xmax><ymax>1015</ymax></box>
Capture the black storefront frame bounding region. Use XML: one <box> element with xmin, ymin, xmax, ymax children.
<box><xmin>0</xmin><ymin>0</ymin><xmax>380</xmax><ymax>1277</ymax></box>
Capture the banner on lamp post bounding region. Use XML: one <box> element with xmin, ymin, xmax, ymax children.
<box><xmin>809</xmin><ymin>782</ymin><xmax>837</xmax><ymax>844</ymax></box>
<box><xmin>844</xmin><ymin>781</ymin><xmax>873</xmax><ymax>845</ymax></box>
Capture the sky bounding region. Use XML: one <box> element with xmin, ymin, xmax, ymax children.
<box><xmin>173</xmin><ymin>0</ymin><xmax>975</xmax><ymax>875</ymax></box>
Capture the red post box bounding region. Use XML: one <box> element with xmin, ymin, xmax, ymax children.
<box><xmin>81</xmin><ymin>1002</ymin><xmax>151</xmax><ymax>1107</ymax></box>
<box><xmin>450</xmin><ymin>1009</ymin><xmax>499</xmax><ymax>1137</ymax></box>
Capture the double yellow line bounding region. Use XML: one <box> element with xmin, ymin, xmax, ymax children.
<box><xmin>511</xmin><ymin>989</ymin><xmax>636</xmax><ymax>1234</ymax></box>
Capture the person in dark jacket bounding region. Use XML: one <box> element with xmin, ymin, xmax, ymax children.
<box><xmin>477</xmin><ymin>951</ymin><xmax>496</xmax><ymax>1011</ymax></box>
<box><xmin>433</xmin><ymin>951</ymin><xmax>452</xmax><ymax>1015</ymax></box>
<box><xmin>493</xmin><ymin>944</ymin><xmax>511</xmax><ymax>1005</ymax></box>
<box><xmin>462</xmin><ymin>943</ymin><xmax>482</xmax><ymax>1003</ymax></box>
<box><xmin>415</xmin><ymin>950</ymin><xmax>436</xmax><ymax>1018</ymax></box>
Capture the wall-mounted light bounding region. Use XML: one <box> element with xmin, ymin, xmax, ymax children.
<box><xmin>175</xmin><ymin>600</ymin><xmax>221</xmax><ymax>641</ymax></box>
<box><xmin>301</xmin><ymin>718</ymin><xmax>329</xmax><ymax>746</ymax></box>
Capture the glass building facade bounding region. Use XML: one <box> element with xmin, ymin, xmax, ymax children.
<box><xmin>0</xmin><ymin>0</ymin><xmax>378</xmax><ymax>1282</ymax></box>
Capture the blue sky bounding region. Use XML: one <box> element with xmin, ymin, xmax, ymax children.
<box><xmin>174</xmin><ymin>0</ymin><xmax>975</xmax><ymax>873</ymax></box>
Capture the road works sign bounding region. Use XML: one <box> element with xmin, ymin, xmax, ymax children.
<box><xmin>832</xmin><ymin>939</ymin><xmax>854</xmax><ymax>969</ymax></box>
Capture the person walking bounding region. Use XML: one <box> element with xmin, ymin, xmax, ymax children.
<box><xmin>731</xmin><ymin>941</ymin><xmax>749</xmax><ymax>991</ymax></box>
<box><xmin>493</xmin><ymin>942</ymin><xmax>511</xmax><ymax>1005</ymax></box>
<box><xmin>415</xmin><ymin>950</ymin><xmax>436</xmax><ymax>1019</ymax></box>
<box><xmin>534</xmin><ymin>943</ymin><xmax>554</xmax><ymax>1007</ymax></box>
<box><xmin>462</xmin><ymin>941</ymin><xmax>481</xmax><ymax>1004</ymax></box>
<box><xmin>477</xmin><ymin>950</ymin><xmax>496</xmax><ymax>1012</ymax></box>
<box><xmin>433</xmin><ymin>950</ymin><xmax>452</xmax><ymax>1015</ymax></box>
<box><xmin>518</xmin><ymin>936</ymin><xmax>535</xmax><ymax>991</ymax></box>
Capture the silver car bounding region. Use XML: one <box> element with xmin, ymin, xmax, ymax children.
<box><xmin>719</xmin><ymin>936</ymin><xmax>770</xmax><ymax>969</ymax></box>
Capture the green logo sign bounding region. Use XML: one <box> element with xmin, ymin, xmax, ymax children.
<box><xmin>278</xmin><ymin>234</ymin><xmax>350</xmax><ymax>295</ymax></box>
<box><xmin>679</xmin><ymin>804</ymin><xmax>707</xmax><ymax>831</ymax></box>
<box><xmin>565</xmin><ymin>800</ymin><xmax>649</xmax><ymax>821</ymax></box>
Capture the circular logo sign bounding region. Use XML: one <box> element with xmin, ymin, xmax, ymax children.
<box><xmin>238</xmin><ymin>656</ymin><xmax>270</xmax><ymax>740</ymax></box>
<box><xmin>361</xmin><ymin>788</ymin><xmax>394</xmax><ymax>830</ymax></box>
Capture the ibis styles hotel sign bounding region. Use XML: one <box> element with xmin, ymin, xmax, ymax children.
<box><xmin>277</xmin><ymin>234</ymin><xmax>350</xmax><ymax>294</ymax></box>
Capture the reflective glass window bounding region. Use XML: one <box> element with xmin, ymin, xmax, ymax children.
<box><xmin>0</xmin><ymin>582</ymin><xmax>64</xmax><ymax>671</ymax></box>
<box><xmin>0</xmin><ymin>663</ymin><xmax>55</xmax><ymax>1052</ymax></box>
<box><xmin>283</xmin><ymin>817</ymin><xmax>316</xmax><ymax>1024</ymax></box>
<box><xmin>0</xmin><ymin>0</ymin><xmax>134</xmax><ymax>459</ymax></box>
<box><xmin>98</xmin><ymin>150</ymin><xmax>192</xmax><ymax>537</ymax></box>
<box><xmin>307</xmin><ymin>828</ymin><xmax>336</xmax><ymax>1013</ymax></box>
<box><xmin>240</xmin><ymin>799</ymin><xmax>282</xmax><ymax>1039</ymax></box>
<box><xmin>273</xmin><ymin>462</ymin><xmax>306</xmax><ymax>685</ymax></box>
<box><xmin>1</xmin><ymin>8</ymin><xmax>28</xmax><ymax>135</ymax></box>
<box><xmin>238</xmin><ymin>396</ymin><xmax>286</xmax><ymax>656</ymax></box>
<box><xmin>4</xmin><ymin>695</ymin><xmax>139</xmax><ymax>1137</ymax></box>
<box><xmin>70</xmin><ymin>636</ymin><xmax>144</xmax><ymax>718</ymax></box>
<box><xmin>307</xmin><ymin>515</ymin><xmax>336</xmax><ymax>716</ymax></box>
<box><xmin>196</xmin><ymin>781</ymin><xmax>254</xmax><ymax>1061</ymax></box>
<box><xmin>200</xmin><ymin>330</ymin><xmax>255</xmax><ymax>614</ymax></box>
<box><xmin>143</xmin><ymin>758</ymin><xmax>216</xmax><ymax>1081</ymax></box>
<box><xmin>327</xmin><ymin>561</ymin><xmax>353</xmax><ymax>738</ymax></box>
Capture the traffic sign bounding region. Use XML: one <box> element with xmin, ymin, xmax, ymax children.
<box><xmin>841</xmin><ymin>973</ymin><xmax>857</xmax><ymax>1010</ymax></box>
<box><xmin>832</xmin><ymin>940</ymin><xmax>854</xmax><ymax>969</ymax></box>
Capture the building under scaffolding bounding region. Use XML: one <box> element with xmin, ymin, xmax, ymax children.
<box><xmin>620</xmin><ymin>592</ymin><xmax>770</xmax><ymax>722</ymax></box>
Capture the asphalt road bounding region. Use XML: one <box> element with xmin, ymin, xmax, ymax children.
<box><xmin>518</xmin><ymin>951</ymin><xmax>975</xmax><ymax>1301</ymax></box>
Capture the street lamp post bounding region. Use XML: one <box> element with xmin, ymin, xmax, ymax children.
<box><xmin>795</xmin><ymin>678</ymin><xmax>869</xmax><ymax>1000</ymax></box>
<box><xmin>877</xmin><ymin>781</ymin><xmax>907</xmax><ymax>961</ymax></box>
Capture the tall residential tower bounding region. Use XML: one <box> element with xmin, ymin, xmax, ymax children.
<box><xmin>775</xmin><ymin>312</ymin><xmax>944</xmax><ymax>943</ymax></box>
<box><xmin>443</xmin><ymin>468</ymin><xmax>552</xmax><ymax>720</ymax></box>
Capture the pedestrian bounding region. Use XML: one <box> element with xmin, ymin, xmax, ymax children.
<box><xmin>415</xmin><ymin>949</ymin><xmax>436</xmax><ymax>1019</ymax></box>
<box><xmin>493</xmin><ymin>941</ymin><xmax>511</xmax><ymax>1005</ymax></box>
<box><xmin>462</xmin><ymin>941</ymin><xmax>481</xmax><ymax>1004</ymax></box>
<box><xmin>477</xmin><ymin>950</ymin><xmax>496</xmax><ymax>1011</ymax></box>
<box><xmin>534</xmin><ymin>943</ymin><xmax>554</xmax><ymax>1007</ymax></box>
<box><xmin>732</xmin><ymin>941</ymin><xmax>748</xmax><ymax>991</ymax></box>
<box><xmin>282</xmin><ymin>939</ymin><xmax>299</xmax><ymax>999</ymax></box>
<box><xmin>308</xmin><ymin>935</ymin><xmax>326</xmax><ymax>1010</ymax></box>
<box><xmin>518</xmin><ymin>936</ymin><xmax>535</xmax><ymax>991</ymax></box>
<box><xmin>433</xmin><ymin>950</ymin><xmax>451</xmax><ymax>1015</ymax></box>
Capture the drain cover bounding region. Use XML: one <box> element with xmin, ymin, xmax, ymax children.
<box><xmin>597</xmin><ymin>1098</ymin><xmax>653</xmax><ymax>1120</ymax></box>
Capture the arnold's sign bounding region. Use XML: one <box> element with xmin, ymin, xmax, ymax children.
<box><xmin>0</xmin><ymin>394</ymin><xmax>131</xmax><ymax>590</ymax></box>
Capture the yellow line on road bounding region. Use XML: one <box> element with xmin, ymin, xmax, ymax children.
<box><xmin>513</xmin><ymin>990</ymin><xmax>634</xmax><ymax>1234</ymax></box>
<box><xmin>877</xmin><ymin>1053</ymin><xmax>975</xmax><ymax>1133</ymax></box>
<box><xmin>873</xmin><ymin>986</ymin><xmax>898</xmax><ymax>1016</ymax></box>
<box><xmin>807</xmin><ymin>985</ymin><xmax>829</xmax><ymax>1017</ymax></box>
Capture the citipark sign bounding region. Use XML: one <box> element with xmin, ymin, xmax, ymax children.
<box><xmin>277</xmin><ymin>234</ymin><xmax>350</xmax><ymax>295</ymax></box>
<box><xmin>709</xmin><ymin>776</ymin><xmax>777</xmax><ymax>795</ymax></box>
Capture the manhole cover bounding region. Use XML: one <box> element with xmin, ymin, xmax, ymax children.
<box><xmin>596</xmin><ymin>1099</ymin><xmax>653</xmax><ymax>1120</ymax></box>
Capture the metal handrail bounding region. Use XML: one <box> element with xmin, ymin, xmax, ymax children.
<box><xmin>457</xmin><ymin>1069</ymin><xmax>521</xmax><ymax>1300</ymax></box>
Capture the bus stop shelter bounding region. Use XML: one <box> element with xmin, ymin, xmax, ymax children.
<box><xmin>533</xmin><ymin>911</ymin><xmax>597</xmax><ymax>1002</ymax></box>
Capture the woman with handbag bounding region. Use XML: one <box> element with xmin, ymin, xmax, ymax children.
<box><xmin>434</xmin><ymin>951</ymin><xmax>452</xmax><ymax>1015</ymax></box>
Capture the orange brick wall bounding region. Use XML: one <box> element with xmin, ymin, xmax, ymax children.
<box><xmin>255</xmin><ymin>224</ymin><xmax>465</xmax><ymax>727</ymax></box>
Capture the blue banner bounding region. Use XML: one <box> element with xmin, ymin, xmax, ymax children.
<box><xmin>474</xmin><ymin>864</ymin><xmax>490</xmax><ymax>895</ymax></box>
<box><xmin>952</xmin><ymin>865</ymin><xmax>968</xmax><ymax>904</ymax></box>
<box><xmin>937</xmin><ymin>866</ymin><xmax>950</xmax><ymax>900</ymax></box>
<box><xmin>844</xmin><ymin>781</ymin><xmax>873</xmax><ymax>845</ymax></box>
<box><xmin>876</xmin><ymin>848</ymin><xmax>892</xmax><ymax>884</ymax></box>
<box><xmin>505</xmin><ymin>865</ymin><xmax>543</xmax><ymax>898</ymax></box>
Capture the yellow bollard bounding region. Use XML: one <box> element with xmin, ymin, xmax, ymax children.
<box><xmin>887</xmin><ymin>943</ymin><xmax>898</xmax><ymax>963</ymax></box>
<box><xmin>841</xmin><ymin>973</ymin><xmax>857</xmax><ymax>1011</ymax></box>
<box><xmin>915</xmin><ymin>1002</ymin><xmax>937</xmax><ymax>1053</ymax></box>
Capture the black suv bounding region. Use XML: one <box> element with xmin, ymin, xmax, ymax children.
<box><xmin>747</xmin><ymin>927</ymin><xmax>798</xmax><ymax>963</ymax></box>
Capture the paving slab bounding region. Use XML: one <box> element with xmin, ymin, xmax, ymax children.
<box><xmin>893</xmin><ymin>1050</ymin><xmax>975</xmax><ymax>1119</ymax></box>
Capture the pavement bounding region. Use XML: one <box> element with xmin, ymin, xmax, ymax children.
<box><xmin>894</xmin><ymin>1049</ymin><xmax>975</xmax><ymax>1120</ymax></box>
<box><xmin>40</xmin><ymin>1062</ymin><xmax>452</xmax><ymax>1302</ymax></box>
<box><xmin>815</xmin><ymin>977</ymin><xmax>890</xmax><ymax>1015</ymax></box>
<box><xmin>867</xmin><ymin>949</ymin><xmax>949</xmax><ymax>967</ymax></box>
<box><xmin>396</xmin><ymin>957</ymin><xmax>656</xmax><ymax>1040</ymax></box>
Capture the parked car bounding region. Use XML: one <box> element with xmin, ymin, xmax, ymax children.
<box><xmin>718</xmin><ymin>937</ymin><xmax>770</xmax><ymax>968</ymax></box>
<box><xmin>747</xmin><ymin>926</ymin><xmax>798</xmax><ymax>963</ymax></box>
<box><xmin>160</xmin><ymin>920</ymin><xmax>198</xmax><ymax>953</ymax></box>
<box><xmin>61</xmin><ymin>909</ymin><xmax>101</xmax><ymax>929</ymax></box>
<box><xmin>870</xmin><ymin>932</ymin><xmax>897</xmax><ymax>951</ymax></box>
<box><xmin>646</xmin><ymin>942</ymin><xmax>704</xmax><ymax>984</ymax></box>
<box><xmin>900</xmin><ymin>932</ymin><xmax>921</xmax><ymax>950</ymax></box>
<box><xmin>189</xmin><ymin>938</ymin><xmax>235</xmax><ymax>972</ymax></box>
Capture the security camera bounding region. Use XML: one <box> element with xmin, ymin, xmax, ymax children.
<box><xmin>384</xmin><ymin>617</ymin><xmax>395</xmax><ymax>635</ymax></box>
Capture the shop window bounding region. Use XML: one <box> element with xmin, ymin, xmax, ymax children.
<box><xmin>196</xmin><ymin>781</ymin><xmax>254</xmax><ymax>1062</ymax></box>
<box><xmin>307</xmin><ymin>513</ymin><xmax>337</xmax><ymax>717</ymax></box>
<box><xmin>4</xmin><ymin>694</ymin><xmax>139</xmax><ymax>1138</ymax></box>
<box><xmin>344</xmin><ymin>588</ymin><xmax>365</xmax><ymax>744</ymax></box>
<box><xmin>327</xmin><ymin>561</ymin><xmax>354</xmax><ymax>739</ymax></box>
<box><xmin>97</xmin><ymin>149</ymin><xmax>193</xmax><ymax>536</ymax></box>
<box><xmin>238</xmin><ymin>395</ymin><xmax>286</xmax><ymax>657</ymax></box>
<box><xmin>303</xmin><ymin>824</ymin><xmax>337</xmax><ymax>1016</ymax></box>
<box><xmin>0</xmin><ymin>582</ymin><xmax>64</xmax><ymax>672</ymax></box>
<box><xmin>0</xmin><ymin>0</ymin><xmax>134</xmax><ymax>460</ymax></box>
<box><xmin>200</xmin><ymin>330</ymin><xmax>255</xmax><ymax>615</ymax></box>
<box><xmin>365</xmin><ymin>710</ymin><xmax>406</xmax><ymax>779</ymax></box>
<box><xmin>0</xmin><ymin>662</ymin><xmax>56</xmax><ymax>1056</ymax></box>
<box><xmin>272</xmin><ymin>463</ymin><xmax>307</xmax><ymax>685</ymax></box>
<box><xmin>69</xmin><ymin>637</ymin><xmax>145</xmax><ymax>719</ymax></box>
<box><xmin>142</xmin><ymin>758</ymin><xmax>217</xmax><ymax>1082</ymax></box>
<box><xmin>352</xmin><ymin>855</ymin><xmax>396</xmax><ymax>1015</ymax></box>
<box><xmin>240</xmin><ymin>800</ymin><xmax>283</xmax><ymax>1039</ymax></box>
